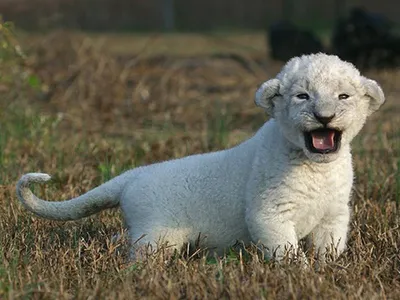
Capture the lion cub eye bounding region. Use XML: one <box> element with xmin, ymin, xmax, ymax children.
<box><xmin>338</xmin><ymin>93</ymin><xmax>350</xmax><ymax>100</ymax></box>
<box><xmin>296</xmin><ymin>93</ymin><xmax>310</xmax><ymax>100</ymax></box>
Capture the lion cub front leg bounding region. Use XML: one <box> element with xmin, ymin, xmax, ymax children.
<box><xmin>246</xmin><ymin>211</ymin><xmax>302</xmax><ymax>262</ymax></box>
<box><xmin>306</xmin><ymin>207</ymin><xmax>350</xmax><ymax>264</ymax></box>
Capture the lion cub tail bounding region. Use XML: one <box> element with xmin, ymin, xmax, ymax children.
<box><xmin>16</xmin><ymin>172</ymin><xmax>129</xmax><ymax>221</ymax></box>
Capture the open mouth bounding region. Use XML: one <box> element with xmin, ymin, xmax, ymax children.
<box><xmin>304</xmin><ymin>128</ymin><xmax>342</xmax><ymax>154</ymax></box>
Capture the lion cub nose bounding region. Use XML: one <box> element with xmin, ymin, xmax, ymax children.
<box><xmin>313</xmin><ymin>113</ymin><xmax>335</xmax><ymax>125</ymax></box>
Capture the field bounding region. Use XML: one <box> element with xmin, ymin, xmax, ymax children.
<box><xmin>0</xmin><ymin>29</ymin><xmax>399</xmax><ymax>299</ymax></box>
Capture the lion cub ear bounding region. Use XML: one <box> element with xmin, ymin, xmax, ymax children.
<box><xmin>255</xmin><ymin>79</ymin><xmax>281</xmax><ymax>117</ymax></box>
<box><xmin>363</xmin><ymin>77</ymin><xmax>385</xmax><ymax>116</ymax></box>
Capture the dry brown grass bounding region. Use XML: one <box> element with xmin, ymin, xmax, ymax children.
<box><xmin>0</xmin><ymin>31</ymin><xmax>399</xmax><ymax>299</ymax></box>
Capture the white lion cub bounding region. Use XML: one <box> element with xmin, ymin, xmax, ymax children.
<box><xmin>16</xmin><ymin>53</ymin><xmax>385</xmax><ymax>261</ymax></box>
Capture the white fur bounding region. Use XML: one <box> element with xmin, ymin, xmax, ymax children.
<box><xmin>16</xmin><ymin>53</ymin><xmax>385</xmax><ymax>261</ymax></box>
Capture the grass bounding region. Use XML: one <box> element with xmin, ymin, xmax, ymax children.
<box><xmin>20</xmin><ymin>31</ymin><xmax>268</xmax><ymax>57</ymax></box>
<box><xmin>0</xmin><ymin>31</ymin><xmax>399</xmax><ymax>299</ymax></box>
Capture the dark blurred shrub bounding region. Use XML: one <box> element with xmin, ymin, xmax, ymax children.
<box><xmin>331</xmin><ymin>7</ymin><xmax>400</xmax><ymax>69</ymax></box>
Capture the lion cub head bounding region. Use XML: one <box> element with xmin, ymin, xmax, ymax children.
<box><xmin>255</xmin><ymin>53</ymin><xmax>385</xmax><ymax>163</ymax></box>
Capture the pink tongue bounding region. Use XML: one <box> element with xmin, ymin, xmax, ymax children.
<box><xmin>311</xmin><ymin>131</ymin><xmax>335</xmax><ymax>150</ymax></box>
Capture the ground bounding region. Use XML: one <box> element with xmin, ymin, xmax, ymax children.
<box><xmin>0</xmin><ymin>30</ymin><xmax>399</xmax><ymax>299</ymax></box>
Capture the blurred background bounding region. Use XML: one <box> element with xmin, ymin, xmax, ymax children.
<box><xmin>0</xmin><ymin>0</ymin><xmax>398</xmax><ymax>154</ymax></box>
<box><xmin>0</xmin><ymin>0</ymin><xmax>398</xmax><ymax>32</ymax></box>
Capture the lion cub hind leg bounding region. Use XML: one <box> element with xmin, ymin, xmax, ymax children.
<box><xmin>127</xmin><ymin>227</ymin><xmax>192</xmax><ymax>262</ymax></box>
